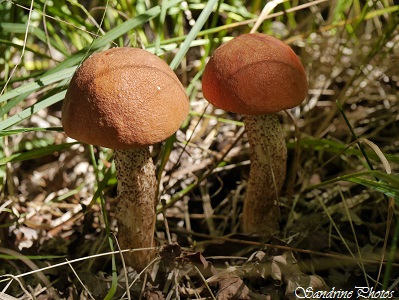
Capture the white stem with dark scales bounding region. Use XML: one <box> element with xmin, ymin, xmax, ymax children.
<box><xmin>242</xmin><ymin>114</ymin><xmax>287</xmax><ymax>234</ymax></box>
<box><xmin>114</xmin><ymin>148</ymin><xmax>157</xmax><ymax>270</ymax></box>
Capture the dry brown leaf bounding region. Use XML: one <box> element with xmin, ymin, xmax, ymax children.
<box><xmin>216</xmin><ymin>273</ymin><xmax>250</xmax><ymax>300</ymax></box>
<box><xmin>143</xmin><ymin>290</ymin><xmax>165</xmax><ymax>300</ymax></box>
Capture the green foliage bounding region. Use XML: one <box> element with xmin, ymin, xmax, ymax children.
<box><xmin>0</xmin><ymin>142</ymin><xmax>78</xmax><ymax>165</ymax></box>
<box><xmin>309</xmin><ymin>171</ymin><xmax>399</xmax><ymax>203</ymax></box>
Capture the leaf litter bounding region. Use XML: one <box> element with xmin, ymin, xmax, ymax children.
<box><xmin>1</xmin><ymin>1</ymin><xmax>399</xmax><ymax>299</ymax></box>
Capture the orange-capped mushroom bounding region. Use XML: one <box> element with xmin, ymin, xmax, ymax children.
<box><xmin>62</xmin><ymin>47</ymin><xmax>189</xmax><ymax>270</ymax></box>
<box><xmin>202</xmin><ymin>33</ymin><xmax>307</xmax><ymax>234</ymax></box>
<box><xmin>62</xmin><ymin>47</ymin><xmax>188</xmax><ymax>150</ymax></box>
<box><xmin>202</xmin><ymin>33</ymin><xmax>307</xmax><ymax>115</ymax></box>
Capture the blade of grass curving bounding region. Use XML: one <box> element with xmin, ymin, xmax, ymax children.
<box><xmin>359</xmin><ymin>138</ymin><xmax>391</xmax><ymax>174</ymax></box>
<box><xmin>288</xmin><ymin>138</ymin><xmax>399</xmax><ymax>164</ymax></box>
<box><xmin>169</xmin><ymin>0</ymin><xmax>219</xmax><ymax>70</ymax></box>
<box><xmin>250</xmin><ymin>0</ymin><xmax>284</xmax><ymax>33</ymax></box>
<box><xmin>0</xmin><ymin>127</ymin><xmax>63</xmax><ymax>137</ymax></box>
<box><xmin>0</xmin><ymin>22</ymin><xmax>35</xmax><ymax>34</ymax></box>
<box><xmin>0</xmin><ymin>39</ymin><xmax>52</xmax><ymax>60</ymax></box>
<box><xmin>0</xmin><ymin>70</ymin><xmax>47</xmax><ymax>87</ymax></box>
<box><xmin>336</xmin><ymin>101</ymin><xmax>375</xmax><ymax>171</ymax></box>
<box><xmin>0</xmin><ymin>92</ymin><xmax>31</xmax><ymax>117</ymax></box>
<box><xmin>0</xmin><ymin>90</ymin><xmax>67</xmax><ymax>131</ymax></box>
<box><xmin>0</xmin><ymin>68</ymin><xmax>75</xmax><ymax>104</ymax></box>
<box><xmin>370</xmin><ymin>172</ymin><xmax>399</xmax><ymax>187</ymax></box>
<box><xmin>0</xmin><ymin>142</ymin><xmax>78</xmax><ymax>165</ymax></box>
<box><xmin>307</xmin><ymin>171</ymin><xmax>399</xmax><ymax>203</ymax></box>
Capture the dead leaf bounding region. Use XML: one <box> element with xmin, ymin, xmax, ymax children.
<box><xmin>216</xmin><ymin>273</ymin><xmax>250</xmax><ymax>300</ymax></box>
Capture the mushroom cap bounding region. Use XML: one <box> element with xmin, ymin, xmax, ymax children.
<box><xmin>62</xmin><ymin>47</ymin><xmax>189</xmax><ymax>149</ymax></box>
<box><xmin>202</xmin><ymin>33</ymin><xmax>308</xmax><ymax>115</ymax></box>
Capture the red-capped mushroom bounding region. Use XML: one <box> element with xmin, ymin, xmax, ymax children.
<box><xmin>62</xmin><ymin>47</ymin><xmax>189</xmax><ymax>270</ymax></box>
<box><xmin>202</xmin><ymin>33</ymin><xmax>308</xmax><ymax>234</ymax></box>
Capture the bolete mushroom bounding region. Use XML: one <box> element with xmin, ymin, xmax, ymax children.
<box><xmin>202</xmin><ymin>33</ymin><xmax>307</xmax><ymax>234</ymax></box>
<box><xmin>62</xmin><ymin>47</ymin><xmax>189</xmax><ymax>270</ymax></box>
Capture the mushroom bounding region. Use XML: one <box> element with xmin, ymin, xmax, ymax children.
<box><xmin>202</xmin><ymin>33</ymin><xmax>307</xmax><ymax>234</ymax></box>
<box><xmin>62</xmin><ymin>47</ymin><xmax>189</xmax><ymax>270</ymax></box>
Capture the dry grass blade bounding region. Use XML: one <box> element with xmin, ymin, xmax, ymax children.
<box><xmin>359</xmin><ymin>138</ymin><xmax>392</xmax><ymax>174</ymax></box>
<box><xmin>250</xmin><ymin>0</ymin><xmax>285</xmax><ymax>33</ymax></box>
<box><xmin>0</xmin><ymin>248</ymin><xmax>59</xmax><ymax>299</ymax></box>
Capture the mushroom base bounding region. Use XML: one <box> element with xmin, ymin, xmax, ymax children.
<box><xmin>114</xmin><ymin>147</ymin><xmax>157</xmax><ymax>270</ymax></box>
<box><xmin>242</xmin><ymin>114</ymin><xmax>287</xmax><ymax>234</ymax></box>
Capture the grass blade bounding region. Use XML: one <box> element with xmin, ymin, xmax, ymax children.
<box><xmin>0</xmin><ymin>142</ymin><xmax>78</xmax><ymax>165</ymax></box>
<box><xmin>0</xmin><ymin>90</ymin><xmax>67</xmax><ymax>131</ymax></box>
<box><xmin>170</xmin><ymin>0</ymin><xmax>219</xmax><ymax>70</ymax></box>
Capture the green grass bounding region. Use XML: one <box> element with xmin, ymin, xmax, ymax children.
<box><xmin>1</xmin><ymin>0</ymin><xmax>399</xmax><ymax>298</ymax></box>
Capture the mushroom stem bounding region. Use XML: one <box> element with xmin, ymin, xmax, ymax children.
<box><xmin>242</xmin><ymin>114</ymin><xmax>287</xmax><ymax>234</ymax></box>
<box><xmin>114</xmin><ymin>148</ymin><xmax>157</xmax><ymax>270</ymax></box>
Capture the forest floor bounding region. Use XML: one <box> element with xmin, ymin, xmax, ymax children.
<box><xmin>1</xmin><ymin>0</ymin><xmax>399</xmax><ymax>299</ymax></box>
